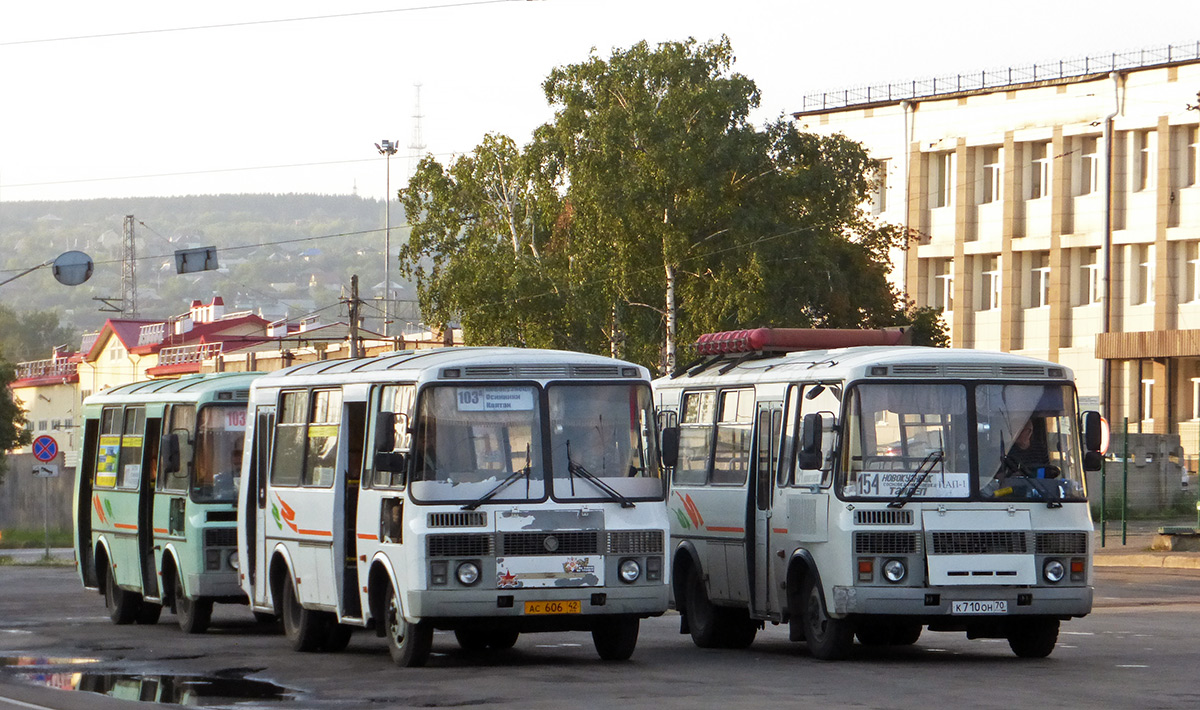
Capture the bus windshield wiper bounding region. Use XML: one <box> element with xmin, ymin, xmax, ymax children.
<box><xmin>566</xmin><ymin>441</ymin><xmax>635</xmax><ymax>508</ymax></box>
<box><xmin>461</xmin><ymin>445</ymin><xmax>531</xmax><ymax>511</ymax></box>
<box><xmin>887</xmin><ymin>450</ymin><xmax>944</xmax><ymax>509</ymax></box>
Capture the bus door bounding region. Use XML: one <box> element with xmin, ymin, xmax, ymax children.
<box><xmin>157</xmin><ymin>405</ymin><xmax>196</xmax><ymax>579</ymax></box>
<box><xmin>337</xmin><ymin>386</ymin><xmax>368</xmax><ymax>620</ymax></box>
<box><xmin>76</xmin><ymin>417</ymin><xmax>100</xmax><ymax>587</ymax></box>
<box><xmin>246</xmin><ymin>405</ymin><xmax>276</xmax><ymax>605</ymax></box>
<box><xmin>786</xmin><ymin>383</ymin><xmax>842</xmax><ymax>543</ymax></box>
<box><xmin>138</xmin><ymin>416</ymin><xmax>162</xmax><ymax>599</ymax></box>
<box><xmin>749</xmin><ymin>403</ymin><xmax>782</xmax><ymax>617</ymax></box>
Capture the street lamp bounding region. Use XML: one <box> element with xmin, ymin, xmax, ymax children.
<box><xmin>375</xmin><ymin>139</ymin><xmax>399</xmax><ymax>337</ymax></box>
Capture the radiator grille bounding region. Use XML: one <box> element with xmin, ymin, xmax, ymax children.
<box><xmin>204</xmin><ymin>527</ymin><xmax>237</xmax><ymax>547</ymax></box>
<box><xmin>854</xmin><ymin>509</ymin><xmax>913</xmax><ymax>526</ymax></box>
<box><xmin>571</xmin><ymin>365</ymin><xmax>622</xmax><ymax>378</ymax></box>
<box><xmin>607</xmin><ymin>530</ymin><xmax>664</xmax><ymax>555</ymax></box>
<box><xmin>428</xmin><ymin>533</ymin><xmax>494</xmax><ymax>558</ymax></box>
<box><xmin>1035</xmin><ymin>531</ymin><xmax>1088</xmax><ymax>555</ymax></box>
<box><xmin>206</xmin><ymin>510</ymin><xmax>236</xmax><ymax>523</ymax></box>
<box><xmin>854</xmin><ymin>531</ymin><xmax>920</xmax><ymax>555</ymax></box>
<box><xmin>931</xmin><ymin>531</ymin><xmax>1028</xmax><ymax>555</ymax></box>
<box><xmin>999</xmin><ymin>365</ymin><xmax>1049</xmax><ymax>377</ymax></box>
<box><xmin>502</xmin><ymin>531</ymin><xmax>599</xmax><ymax>556</ymax></box>
<box><xmin>428</xmin><ymin>511</ymin><xmax>488</xmax><ymax>528</ymax></box>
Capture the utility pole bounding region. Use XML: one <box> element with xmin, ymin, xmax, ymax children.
<box><xmin>122</xmin><ymin>215</ymin><xmax>138</xmax><ymax>317</ymax></box>
<box><xmin>348</xmin><ymin>275</ymin><xmax>361</xmax><ymax>358</ymax></box>
<box><xmin>376</xmin><ymin>140</ymin><xmax>399</xmax><ymax>337</ymax></box>
<box><xmin>409</xmin><ymin>83</ymin><xmax>427</xmax><ymax>178</ymax></box>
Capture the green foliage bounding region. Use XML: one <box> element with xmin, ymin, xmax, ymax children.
<box><xmin>901</xmin><ymin>305</ymin><xmax>951</xmax><ymax>348</ymax></box>
<box><xmin>400</xmin><ymin>37</ymin><xmax>913</xmax><ymax>372</ymax></box>
<box><xmin>0</xmin><ymin>359</ymin><xmax>32</xmax><ymax>483</ymax></box>
<box><xmin>0</xmin><ymin>303</ymin><xmax>76</xmax><ymax>362</ymax></box>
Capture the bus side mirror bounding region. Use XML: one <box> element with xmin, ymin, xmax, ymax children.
<box><xmin>797</xmin><ymin>413</ymin><xmax>824</xmax><ymax>470</ymax></box>
<box><xmin>161</xmin><ymin>434</ymin><xmax>180</xmax><ymax>474</ymax></box>
<box><xmin>377</xmin><ymin>411</ymin><xmax>397</xmax><ymax>452</ymax></box>
<box><xmin>1082</xmin><ymin>410</ymin><xmax>1103</xmax><ymax>471</ymax></box>
<box><xmin>374</xmin><ymin>451</ymin><xmax>409</xmax><ymax>479</ymax></box>
<box><xmin>660</xmin><ymin>426</ymin><xmax>680</xmax><ymax>468</ymax></box>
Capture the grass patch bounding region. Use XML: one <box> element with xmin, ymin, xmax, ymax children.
<box><xmin>0</xmin><ymin>528</ymin><xmax>73</xmax><ymax>549</ymax></box>
<box><xmin>0</xmin><ymin>553</ymin><xmax>73</xmax><ymax>567</ymax></box>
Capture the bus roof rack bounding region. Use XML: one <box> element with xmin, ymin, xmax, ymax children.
<box><xmin>693</xmin><ymin>327</ymin><xmax>910</xmax><ymax>357</ymax></box>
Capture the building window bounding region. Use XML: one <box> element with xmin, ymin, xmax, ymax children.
<box><xmin>932</xmin><ymin>259</ymin><xmax>954</xmax><ymax>312</ymax></box>
<box><xmin>1177</xmin><ymin>125</ymin><xmax>1198</xmax><ymax>189</ymax></box>
<box><xmin>931</xmin><ymin>151</ymin><xmax>954</xmax><ymax>208</ymax></box>
<box><xmin>1187</xmin><ymin>242</ymin><xmax>1200</xmax><ymax>303</ymax></box>
<box><xmin>1133</xmin><ymin>244</ymin><xmax>1155</xmax><ymax>305</ymax></box>
<box><xmin>870</xmin><ymin>159</ymin><xmax>888</xmax><ymax>214</ymax></box>
<box><xmin>1192</xmin><ymin>378</ymin><xmax>1200</xmax><ymax>421</ymax></box>
<box><xmin>1076</xmin><ymin>136</ymin><xmax>1098</xmax><ymax>196</ymax></box>
<box><xmin>981</xmin><ymin>255</ymin><xmax>1001</xmax><ymax>311</ymax></box>
<box><xmin>980</xmin><ymin>147</ymin><xmax>1001</xmax><ymax>204</ymax></box>
<box><xmin>1136</xmin><ymin>130</ymin><xmax>1156</xmax><ymax>192</ymax></box>
<box><xmin>1078</xmin><ymin>248</ymin><xmax>1101</xmax><ymax>306</ymax></box>
<box><xmin>1141</xmin><ymin>379</ymin><xmax>1154</xmax><ymax>424</ymax></box>
<box><xmin>1028</xmin><ymin>142</ymin><xmax>1050</xmax><ymax>200</ymax></box>
<box><xmin>1029</xmin><ymin>252</ymin><xmax>1050</xmax><ymax>309</ymax></box>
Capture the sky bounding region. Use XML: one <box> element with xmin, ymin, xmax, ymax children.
<box><xmin>1</xmin><ymin>0</ymin><xmax>1196</xmax><ymax>203</ymax></box>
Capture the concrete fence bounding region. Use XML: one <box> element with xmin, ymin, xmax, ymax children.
<box><xmin>1086</xmin><ymin>434</ymin><xmax>1197</xmax><ymax>516</ymax></box>
<box><xmin>0</xmin><ymin>453</ymin><xmax>74</xmax><ymax>533</ymax></box>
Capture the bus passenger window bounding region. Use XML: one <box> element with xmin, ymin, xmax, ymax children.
<box><xmin>675</xmin><ymin>391</ymin><xmax>715</xmax><ymax>485</ymax></box>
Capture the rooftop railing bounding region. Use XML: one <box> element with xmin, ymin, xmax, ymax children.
<box><xmin>797</xmin><ymin>41</ymin><xmax>1200</xmax><ymax>114</ymax></box>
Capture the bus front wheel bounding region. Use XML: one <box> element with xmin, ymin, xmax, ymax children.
<box><xmin>385</xmin><ymin>585</ymin><xmax>432</xmax><ymax>667</ymax></box>
<box><xmin>103</xmin><ymin>567</ymin><xmax>141</xmax><ymax>625</ymax></box>
<box><xmin>800</xmin><ymin>576</ymin><xmax>854</xmax><ymax>660</ymax></box>
<box><xmin>1007</xmin><ymin>618</ymin><xmax>1059</xmax><ymax>658</ymax></box>
<box><xmin>592</xmin><ymin>616</ymin><xmax>639</xmax><ymax>661</ymax></box>
<box><xmin>174</xmin><ymin>572</ymin><xmax>212</xmax><ymax>634</ymax></box>
<box><xmin>281</xmin><ymin>577</ymin><xmax>326</xmax><ymax>652</ymax></box>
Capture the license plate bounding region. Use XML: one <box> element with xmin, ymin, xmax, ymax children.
<box><xmin>952</xmin><ymin>600</ymin><xmax>1007</xmax><ymax>615</ymax></box>
<box><xmin>523</xmin><ymin>600</ymin><xmax>581</xmax><ymax>615</ymax></box>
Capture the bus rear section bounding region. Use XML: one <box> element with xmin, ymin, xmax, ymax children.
<box><xmin>657</xmin><ymin>329</ymin><xmax>1102</xmax><ymax>659</ymax></box>
<box><xmin>73</xmin><ymin>373</ymin><xmax>259</xmax><ymax>633</ymax></box>
<box><xmin>238</xmin><ymin>348</ymin><xmax>670</xmax><ymax>666</ymax></box>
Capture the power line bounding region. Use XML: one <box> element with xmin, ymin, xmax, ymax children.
<box><xmin>0</xmin><ymin>0</ymin><xmax>523</xmax><ymax>47</ymax></box>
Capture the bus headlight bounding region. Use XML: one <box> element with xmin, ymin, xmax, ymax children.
<box><xmin>619</xmin><ymin>558</ymin><xmax>641</xmax><ymax>583</ymax></box>
<box><xmin>456</xmin><ymin>561</ymin><xmax>480</xmax><ymax>586</ymax></box>
<box><xmin>882</xmin><ymin>559</ymin><xmax>907</xmax><ymax>583</ymax></box>
<box><xmin>1043</xmin><ymin>559</ymin><xmax>1065</xmax><ymax>583</ymax></box>
<box><xmin>227</xmin><ymin>550</ymin><xmax>239</xmax><ymax>571</ymax></box>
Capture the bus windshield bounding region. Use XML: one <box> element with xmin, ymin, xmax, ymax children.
<box><xmin>409</xmin><ymin>385</ymin><xmax>546</xmax><ymax>504</ymax></box>
<box><xmin>548</xmin><ymin>383</ymin><xmax>665</xmax><ymax>503</ymax></box>
<box><xmin>843</xmin><ymin>382</ymin><xmax>1086</xmax><ymax>503</ymax></box>
<box><xmin>193</xmin><ymin>405</ymin><xmax>248</xmax><ymax>504</ymax></box>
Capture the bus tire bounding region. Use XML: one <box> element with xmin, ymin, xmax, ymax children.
<box><xmin>104</xmin><ymin>568</ymin><xmax>141</xmax><ymax>625</ymax></box>
<box><xmin>1007</xmin><ymin>618</ymin><xmax>1059</xmax><ymax>658</ymax></box>
<box><xmin>800</xmin><ymin>576</ymin><xmax>853</xmax><ymax>660</ymax></box>
<box><xmin>385</xmin><ymin>585</ymin><xmax>432</xmax><ymax>667</ymax></box>
<box><xmin>321</xmin><ymin>624</ymin><xmax>354</xmax><ymax>652</ymax></box>
<box><xmin>592</xmin><ymin>616</ymin><xmax>639</xmax><ymax>661</ymax></box>
<box><xmin>281</xmin><ymin>577</ymin><xmax>326</xmax><ymax>652</ymax></box>
<box><xmin>135</xmin><ymin>602</ymin><xmax>163</xmax><ymax>625</ymax></box>
<box><xmin>174</xmin><ymin>572</ymin><xmax>212</xmax><ymax>634</ymax></box>
<box><xmin>716</xmin><ymin>609</ymin><xmax>758</xmax><ymax>649</ymax></box>
<box><xmin>683</xmin><ymin>566</ymin><xmax>722</xmax><ymax>648</ymax></box>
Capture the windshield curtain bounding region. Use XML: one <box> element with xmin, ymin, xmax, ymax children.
<box><xmin>842</xmin><ymin>382</ymin><xmax>1085</xmax><ymax>503</ymax></box>
<box><xmin>408</xmin><ymin>385</ymin><xmax>546</xmax><ymax>504</ymax></box>
<box><xmin>193</xmin><ymin>405</ymin><xmax>248</xmax><ymax>503</ymax></box>
<box><xmin>548</xmin><ymin>383</ymin><xmax>666</xmax><ymax>502</ymax></box>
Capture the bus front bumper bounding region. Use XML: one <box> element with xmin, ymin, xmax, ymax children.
<box><xmin>831</xmin><ymin>584</ymin><xmax>1093</xmax><ymax>618</ymax></box>
<box><xmin>407</xmin><ymin>584</ymin><xmax>669</xmax><ymax>623</ymax></box>
<box><xmin>187</xmin><ymin>571</ymin><xmax>242</xmax><ymax>599</ymax></box>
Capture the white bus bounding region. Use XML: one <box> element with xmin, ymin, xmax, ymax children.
<box><xmin>237</xmin><ymin>347</ymin><xmax>669</xmax><ymax>666</ymax></box>
<box><xmin>655</xmin><ymin>328</ymin><xmax>1103</xmax><ymax>660</ymax></box>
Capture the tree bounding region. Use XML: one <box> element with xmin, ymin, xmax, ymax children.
<box><xmin>0</xmin><ymin>304</ymin><xmax>76</xmax><ymax>363</ymax></box>
<box><xmin>0</xmin><ymin>358</ymin><xmax>32</xmax><ymax>484</ymax></box>
<box><xmin>401</xmin><ymin>37</ymin><xmax>919</xmax><ymax>372</ymax></box>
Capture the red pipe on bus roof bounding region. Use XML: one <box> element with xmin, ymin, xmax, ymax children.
<box><xmin>694</xmin><ymin>327</ymin><xmax>909</xmax><ymax>356</ymax></box>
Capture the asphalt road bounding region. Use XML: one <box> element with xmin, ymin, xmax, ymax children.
<box><xmin>2</xmin><ymin>565</ymin><xmax>1199</xmax><ymax>710</ymax></box>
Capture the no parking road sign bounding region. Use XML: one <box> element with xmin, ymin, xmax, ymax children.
<box><xmin>32</xmin><ymin>435</ymin><xmax>58</xmax><ymax>462</ymax></box>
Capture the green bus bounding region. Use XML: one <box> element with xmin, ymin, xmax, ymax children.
<box><xmin>74</xmin><ymin>372</ymin><xmax>261</xmax><ymax>632</ymax></box>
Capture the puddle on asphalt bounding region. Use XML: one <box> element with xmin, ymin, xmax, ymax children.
<box><xmin>2</xmin><ymin>659</ymin><xmax>294</xmax><ymax>706</ymax></box>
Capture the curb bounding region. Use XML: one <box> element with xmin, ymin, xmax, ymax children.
<box><xmin>1094</xmin><ymin>553</ymin><xmax>1200</xmax><ymax>569</ymax></box>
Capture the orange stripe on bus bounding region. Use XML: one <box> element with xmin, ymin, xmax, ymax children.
<box><xmin>153</xmin><ymin>528</ymin><xmax>169</xmax><ymax>534</ymax></box>
<box><xmin>706</xmin><ymin>526</ymin><xmax>744</xmax><ymax>533</ymax></box>
<box><xmin>773</xmin><ymin>528</ymin><xmax>788</xmax><ymax>535</ymax></box>
<box><xmin>113</xmin><ymin>523</ymin><xmax>138</xmax><ymax>531</ymax></box>
<box><xmin>298</xmin><ymin>529</ymin><xmax>333</xmax><ymax>537</ymax></box>
<box><xmin>356</xmin><ymin>533</ymin><xmax>377</xmax><ymax>540</ymax></box>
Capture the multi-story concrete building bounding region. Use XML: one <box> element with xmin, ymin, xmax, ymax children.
<box><xmin>794</xmin><ymin>42</ymin><xmax>1200</xmax><ymax>454</ymax></box>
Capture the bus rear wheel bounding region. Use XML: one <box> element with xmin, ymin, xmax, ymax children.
<box><xmin>281</xmin><ymin>577</ymin><xmax>326</xmax><ymax>652</ymax></box>
<box><xmin>385</xmin><ymin>585</ymin><xmax>432</xmax><ymax>667</ymax></box>
<box><xmin>174</xmin><ymin>572</ymin><xmax>212</xmax><ymax>634</ymax></box>
<box><xmin>1007</xmin><ymin>618</ymin><xmax>1059</xmax><ymax>658</ymax></box>
<box><xmin>684</xmin><ymin>566</ymin><xmax>757</xmax><ymax>649</ymax></box>
<box><xmin>800</xmin><ymin>576</ymin><xmax>854</xmax><ymax>660</ymax></box>
<box><xmin>592</xmin><ymin>616</ymin><xmax>639</xmax><ymax>661</ymax></box>
<box><xmin>136</xmin><ymin>601</ymin><xmax>163</xmax><ymax>625</ymax></box>
<box><xmin>104</xmin><ymin>567</ymin><xmax>141</xmax><ymax>625</ymax></box>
